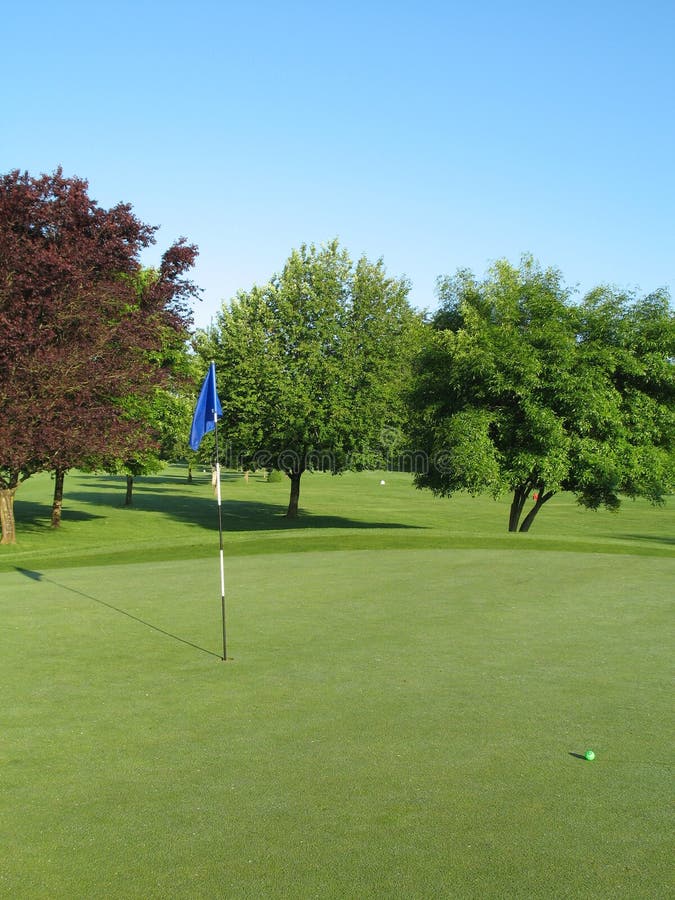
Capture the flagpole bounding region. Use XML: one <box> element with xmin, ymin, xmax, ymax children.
<box><xmin>212</xmin><ymin>408</ymin><xmax>227</xmax><ymax>661</ymax></box>
<box><xmin>189</xmin><ymin>361</ymin><xmax>227</xmax><ymax>662</ymax></box>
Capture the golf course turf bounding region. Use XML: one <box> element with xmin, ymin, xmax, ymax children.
<box><xmin>1</xmin><ymin>468</ymin><xmax>673</xmax><ymax>898</ymax></box>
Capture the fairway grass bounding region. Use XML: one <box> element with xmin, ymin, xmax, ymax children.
<box><xmin>2</xmin><ymin>466</ymin><xmax>674</xmax><ymax>571</ymax></box>
<box><xmin>1</xmin><ymin>470</ymin><xmax>673</xmax><ymax>898</ymax></box>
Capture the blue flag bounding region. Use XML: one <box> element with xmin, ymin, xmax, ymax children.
<box><xmin>189</xmin><ymin>362</ymin><xmax>223</xmax><ymax>450</ymax></box>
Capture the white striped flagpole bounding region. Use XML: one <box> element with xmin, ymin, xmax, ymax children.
<box><xmin>212</xmin><ymin>408</ymin><xmax>227</xmax><ymax>661</ymax></box>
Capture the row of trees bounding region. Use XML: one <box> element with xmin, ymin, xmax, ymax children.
<box><xmin>1</xmin><ymin>168</ymin><xmax>673</xmax><ymax>543</ymax></box>
<box><xmin>194</xmin><ymin>240</ymin><xmax>422</xmax><ymax>516</ymax></box>
<box><xmin>198</xmin><ymin>253</ymin><xmax>673</xmax><ymax>531</ymax></box>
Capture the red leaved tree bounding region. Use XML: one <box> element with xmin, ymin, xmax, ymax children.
<box><xmin>0</xmin><ymin>168</ymin><xmax>198</xmax><ymax>543</ymax></box>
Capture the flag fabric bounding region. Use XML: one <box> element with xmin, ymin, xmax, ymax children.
<box><xmin>189</xmin><ymin>362</ymin><xmax>223</xmax><ymax>450</ymax></box>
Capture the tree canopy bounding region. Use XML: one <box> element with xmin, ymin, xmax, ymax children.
<box><xmin>1</xmin><ymin>167</ymin><xmax>671</xmax><ymax>546</ymax></box>
<box><xmin>196</xmin><ymin>240</ymin><xmax>419</xmax><ymax>516</ymax></box>
<box><xmin>408</xmin><ymin>256</ymin><xmax>674</xmax><ymax>531</ymax></box>
<box><xmin>0</xmin><ymin>168</ymin><xmax>197</xmax><ymax>543</ymax></box>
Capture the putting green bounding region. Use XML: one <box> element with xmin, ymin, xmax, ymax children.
<box><xmin>2</xmin><ymin>546</ymin><xmax>672</xmax><ymax>898</ymax></box>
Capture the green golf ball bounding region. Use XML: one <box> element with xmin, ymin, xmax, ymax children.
<box><xmin>584</xmin><ymin>749</ymin><xmax>595</xmax><ymax>761</ymax></box>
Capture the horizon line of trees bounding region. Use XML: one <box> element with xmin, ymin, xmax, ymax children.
<box><xmin>1</xmin><ymin>168</ymin><xmax>673</xmax><ymax>543</ymax></box>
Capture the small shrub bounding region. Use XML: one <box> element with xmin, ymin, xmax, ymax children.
<box><xmin>266</xmin><ymin>468</ymin><xmax>284</xmax><ymax>483</ymax></box>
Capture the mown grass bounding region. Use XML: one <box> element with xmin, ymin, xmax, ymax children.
<box><xmin>1</xmin><ymin>468</ymin><xmax>673</xmax><ymax>898</ymax></box>
<box><xmin>2</xmin><ymin>464</ymin><xmax>674</xmax><ymax>571</ymax></box>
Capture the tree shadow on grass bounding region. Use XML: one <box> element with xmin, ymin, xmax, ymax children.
<box><xmin>63</xmin><ymin>490</ymin><xmax>423</xmax><ymax>533</ymax></box>
<box><xmin>68</xmin><ymin>471</ymin><xmax>245</xmax><ymax>493</ymax></box>
<box><xmin>60</xmin><ymin>472</ymin><xmax>423</xmax><ymax>535</ymax></box>
<box><xmin>14</xmin><ymin>567</ymin><xmax>223</xmax><ymax>660</ymax></box>
<box><xmin>611</xmin><ymin>533</ymin><xmax>675</xmax><ymax>546</ymax></box>
<box><xmin>13</xmin><ymin>500</ymin><xmax>104</xmax><ymax>533</ymax></box>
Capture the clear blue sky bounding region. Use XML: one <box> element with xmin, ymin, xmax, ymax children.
<box><xmin>3</xmin><ymin>0</ymin><xmax>673</xmax><ymax>327</ymax></box>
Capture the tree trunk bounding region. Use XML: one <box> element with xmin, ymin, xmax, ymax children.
<box><xmin>187</xmin><ymin>463</ymin><xmax>193</xmax><ymax>484</ymax></box>
<box><xmin>508</xmin><ymin>484</ymin><xmax>530</xmax><ymax>532</ymax></box>
<box><xmin>51</xmin><ymin>468</ymin><xmax>66</xmax><ymax>528</ymax></box>
<box><xmin>519</xmin><ymin>490</ymin><xmax>555</xmax><ymax>532</ymax></box>
<box><xmin>0</xmin><ymin>486</ymin><xmax>17</xmax><ymax>544</ymax></box>
<box><xmin>286</xmin><ymin>471</ymin><xmax>303</xmax><ymax>518</ymax></box>
<box><xmin>125</xmin><ymin>475</ymin><xmax>134</xmax><ymax>506</ymax></box>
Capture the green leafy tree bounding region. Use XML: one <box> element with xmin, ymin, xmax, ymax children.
<box><xmin>97</xmin><ymin>386</ymin><xmax>193</xmax><ymax>506</ymax></box>
<box><xmin>197</xmin><ymin>240</ymin><xmax>418</xmax><ymax>516</ymax></box>
<box><xmin>409</xmin><ymin>256</ymin><xmax>674</xmax><ymax>531</ymax></box>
